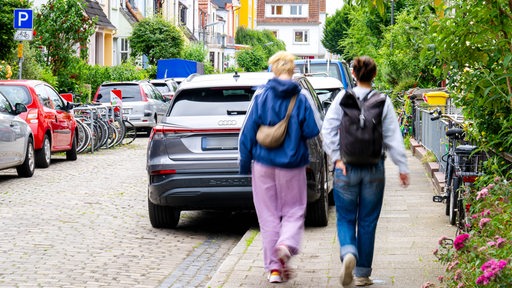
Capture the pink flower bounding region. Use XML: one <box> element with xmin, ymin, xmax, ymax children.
<box><xmin>476</xmin><ymin>259</ymin><xmax>508</xmax><ymax>285</ymax></box>
<box><xmin>495</xmin><ymin>237</ymin><xmax>506</xmax><ymax>248</ymax></box>
<box><xmin>476</xmin><ymin>188</ymin><xmax>489</xmax><ymax>199</ymax></box>
<box><xmin>454</xmin><ymin>233</ymin><xmax>470</xmax><ymax>250</ymax></box>
<box><xmin>438</xmin><ymin>235</ymin><xmax>449</xmax><ymax>245</ymax></box>
<box><xmin>487</xmin><ymin>183</ymin><xmax>495</xmax><ymax>189</ymax></box>
<box><xmin>454</xmin><ymin>269</ymin><xmax>462</xmax><ymax>280</ymax></box>
<box><xmin>481</xmin><ymin>209</ymin><xmax>491</xmax><ymax>216</ymax></box>
<box><xmin>447</xmin><ymin>260</ymin><xmax>459</xmax><ymax>270</ymax></box>
<box><xmin>437</xmin><ymin>275</ymin><xmax>444</xmax><ymax>282</ymax></box>
<box><xmin>479</xmin><ymin>218</ymin><xmax>491</xmax><ymax>228</ymax></box>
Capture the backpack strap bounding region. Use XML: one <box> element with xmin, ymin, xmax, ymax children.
<box><xmin>353</xmin><ymin>89</ymin><xmax>373</xmax><ymax>128</ymax></box>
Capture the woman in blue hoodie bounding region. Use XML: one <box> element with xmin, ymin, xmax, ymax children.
<box><xmin>239</xmin><ymin>51</ymin><xmax>320</xmax><ymax>283</ymax></box>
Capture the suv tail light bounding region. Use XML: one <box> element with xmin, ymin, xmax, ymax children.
<box><xmin>150</xmin><ymin>125</ymin><xmax>240</xmax><ymax>140</ymax></box>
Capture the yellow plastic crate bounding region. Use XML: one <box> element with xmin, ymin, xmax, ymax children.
<box><xmin>423</xmin><ymin>91</ymin><xmax>448</xmax><ymax>105</ymax></box>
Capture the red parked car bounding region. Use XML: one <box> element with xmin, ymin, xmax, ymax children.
<box><xmin>0</xmin><ymin>80</ymin><xmax>78</xmax><ymax>168</ymax></box>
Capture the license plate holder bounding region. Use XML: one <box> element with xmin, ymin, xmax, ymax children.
<box><xmin>202</xmin><ymin>136</ymin><xmax>238</xmax><ymax>150</ymax></box>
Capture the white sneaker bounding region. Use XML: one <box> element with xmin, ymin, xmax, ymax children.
<box><xmin>340</xmin><ymin>253</ymin><xmax>356</xmax><ymax>287</ymax></box>
<box><xmin>354</xmin><ymin>276</ymin><xmax>374</xmax><ymax>286</ymax></box>
<box><xmin>276</xmin><ymin>245</ymin><xmax>293</xmax><ymax>280</ymax></box>
<box><xmin>268</xmin><ymin>270</ymin><xmax>282</xmax><ymax>283</ymax></box>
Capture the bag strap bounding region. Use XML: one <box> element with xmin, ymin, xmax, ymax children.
<box><xmin>283</xmin><ymin>94</ymin><xmax>297</xmax><ymax>121</ymax></box>
<box><xmin>354</xmin><ymin>89</ymin><xmax>373</xmax><ymax>129</ymax></box>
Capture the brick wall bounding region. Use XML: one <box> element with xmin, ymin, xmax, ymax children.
<box><xmin>257</xmin><ymin>0</ymin><xmax>324</xmax><ymax>25</ymax></box>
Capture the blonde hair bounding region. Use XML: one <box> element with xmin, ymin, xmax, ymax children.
<box><xmin>268</xmin><ymin>51</ymin><xmax>295</xmax><ymax>77</ymax></box>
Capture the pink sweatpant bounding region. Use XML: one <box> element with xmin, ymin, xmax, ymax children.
<box><xmin>252</xmin><ymin>161</ymin><xmax>307</xmax><ymax>272</ymax></box>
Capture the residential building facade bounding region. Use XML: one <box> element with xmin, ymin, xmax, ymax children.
<box><xmin>256</xmin><ymin>0</ymin><xmax>328</xmax><ymax>59</ymax></box>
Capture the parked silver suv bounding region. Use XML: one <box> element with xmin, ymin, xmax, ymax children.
<box><xmin>146</xmin><ymin>72</ymin><xmax>331</xmax><ymax>228</ymax></box>
<box><xmin>93</xmin><ymin>81</ymin><xmax>169</xmax><ymax>133</ymax></box>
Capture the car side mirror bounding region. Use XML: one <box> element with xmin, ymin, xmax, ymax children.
<box><xmin>14</xmin><ymin>103</ymin><xmax>28</xmax><ymax>115</ymax></box>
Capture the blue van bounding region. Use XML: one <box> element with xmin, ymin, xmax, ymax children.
<box><xmin>293</xmin><ymin>59</ymin><xmax>355</xmax><ymax>90</ymax></box>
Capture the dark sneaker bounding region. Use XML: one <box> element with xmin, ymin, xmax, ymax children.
<box><xmin>340</xmin><ymin>253</ymin><xmax>356</xmax><ymax>287</ymax></box>
<box><xmin>354</xmin><ymin>276</ymin><xmax>374</xmax><ymax>286</ymax></box>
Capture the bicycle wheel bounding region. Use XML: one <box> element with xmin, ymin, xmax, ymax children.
<box><xmin>444</xmin><ymin>155</ymin><xmax>454</xmax><ymax>216</ymax></box>
<box><xmin>122</xmin><ymin>120</ymin><xmax>137</xmax><ymax>145</ymax></box>
<box><xmin>76</xmin><ymin>120</ymin><xmax>91</xmax><ymax>153</ymax></box>
<box><xmin>449</xmin><ymin>176</ymin><xmax>461</xmax><ymax>226</ymax></box>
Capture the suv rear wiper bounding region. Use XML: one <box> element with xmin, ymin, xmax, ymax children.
<box><xmin>227</xmin><ymin>110</ymin><xmax>247</xmax><ymax>115</ymax></box>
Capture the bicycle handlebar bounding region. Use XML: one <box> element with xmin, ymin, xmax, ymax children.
<box><xmin>429</xmin><ymin>107</ymin><xmax>463</xmax><ymax>124</ymax></box>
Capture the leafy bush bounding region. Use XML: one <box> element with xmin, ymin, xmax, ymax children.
<box><xmin>0</xmin><ymin>61</ymin><xmax>13</xmax><ymax>79</ymax></box>
<box><xmin>428</xmin><ymin>178</ymin><xmax>511</xmax><ymax>287</ymax></box>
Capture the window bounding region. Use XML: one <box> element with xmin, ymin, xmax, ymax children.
<box><xmin>290</xmin><ymin>5</ymin><xmax>302</xmax><ymax>16</ymax></box>
<box><xmin>266</xmin><ymin>4</ymin><xmax>308</xmax><ymax>17</ymax></box>
<box><xmin>179</xmin><ymin>5</ymin><xmax>187</xmax><ymax>25</ymax></box>
<box><xmin>270</xmin><ymin>5</ymin><xmax>283</xmax><ymax>16</ymax></box>
<box><xmin>294</xmin><ymin>30</ymin><xmax>309</xmax><ymax>44</ymax></box>
<box><xmin>121</xmin><ymin>38</ymin><xmax>129</xmax><ymax>63</ymax></box>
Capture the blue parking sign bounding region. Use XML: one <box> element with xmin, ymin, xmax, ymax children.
<box><xmin>14</xmin><ymin>9</ymin><xmax>33</xmax><ymax>29</ymax></box>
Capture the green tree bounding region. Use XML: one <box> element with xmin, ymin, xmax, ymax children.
<box><xmin>377</xmin><ymin>2</ymin><xmax>438</xmax><ymax>90</ymax></box>
<box><xmin>235</xmin><ymin>47</ymin><xmax>267</xmax><ymax>72</ymax></box>
<box><xmin>432</xmin><ymin>0</ymin><xmax>512</xmax><ymax>156</ymax></box>
<box><xmin>34</xmin><ymin>0</ymin><xmax>96</xmax><ymax>75</ymax></box>
<box><xmin>235</xmin><ymin>27</ymin><xmax>285</xmax><ymax>62</ymax></box>
<box><xmin>129</xmin><ymin>16</ymin><xmax>185</xmax><ymax>65</ymax></box>
<box><xmin>0</xmin><ymin>0</ymin><xmax>30</xmax><ymax>60</ymax></box>
<box><xmin>321</xmin><ymin>8</ymin><xmax>352</xmax><ymax>56</ymax></box>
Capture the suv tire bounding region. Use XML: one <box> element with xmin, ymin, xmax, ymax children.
<box><xmin>148</xmin><ymin>198</ymin><xmax>180</xmax><ymax>228</ymax></box>
<box><xmin>305</xmin><ymin>166</ymin><xmax>329</xmax><ymax>227</ymax></box>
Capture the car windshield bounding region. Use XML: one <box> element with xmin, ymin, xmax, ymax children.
<box><xmin>170</xmin><ymin>88</ymin><xmax>254</xmax><ymax>117</ymax></box>
<box><xmin>152</xmin><ymin>83</ymin><xmax>171</xmax><ymax>93</ymax></box>
<box><xmin>97</xmin><ymin>85</ymin><xmax>142</xmax><ymax>103</ymax></box>
<box><xmin>297</xmin><ymin>63</ymin><xmax>342</xmax><ymax>80</ymax></box>
<box><xmin>0</xmin><ymin>85</ymin><xmax>32</xmax><ymax>106</ymax></box>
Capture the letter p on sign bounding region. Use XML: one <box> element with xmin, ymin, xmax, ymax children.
<box><xmin>14</xmin><ymin>9</ymin><xmax>33</xmax><ymax>29</ymax></box>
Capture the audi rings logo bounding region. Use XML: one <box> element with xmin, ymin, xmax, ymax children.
<box><xmin>218</xmin><ymin>120</ymin><xmax>237</xmax><ymax>126</ymax></box>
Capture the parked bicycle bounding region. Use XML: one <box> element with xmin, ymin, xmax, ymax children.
<box><xmin>430</xmin><ymin>108</ymin><xmax>485</xmax><ymax>232</ymax></box>
<box><xmin>72</xmin><ymin>102</ymin><xmax>137</xmax><ymax>153</ymax></box>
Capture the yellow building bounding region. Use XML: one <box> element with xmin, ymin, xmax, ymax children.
<box><xmin>235</xmin><ymin>0</ymin><xmax>256</xmax><ymax>29</ymax></box>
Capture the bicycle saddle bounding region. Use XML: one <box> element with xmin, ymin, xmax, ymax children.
<box><xmin>446</xmin><ymin>128</ymin><xmax>464</xmax><ymax>139</ymax></box>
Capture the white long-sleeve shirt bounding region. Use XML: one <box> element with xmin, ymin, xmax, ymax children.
<box><xmin>321</xmin><ymin>86</ymin><xmax>409</xmax><ymax>174</ymax></box>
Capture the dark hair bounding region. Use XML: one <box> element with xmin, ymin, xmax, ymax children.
<box><xmin>352</xmin><ymin>56</ymin><xmax>376</xmax><ymax>83</ymax></box>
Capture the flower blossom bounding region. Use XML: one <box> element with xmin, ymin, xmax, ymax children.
<box><xmin>476</xmin><ymin>259</ymin><xmax>508</xmax><ymax>285</ymax></box>
<box><xmin>438</xmin><ymin>235</ymin><xmax>449</xmax><ymax>245</ymax></box>
<box><xmin>479</xmin><ymin>218</ymin><xmax>491</xmax><ymax>229</ymax></box>
<box><xmin>454</xmin><ymin>233</ymin><xmax>470</xmax><ymax>250</ymax></box>
<box><xmin>476</xmin><ymin>188</ymin><xmax>489</xmax><ymax>200</ymax></box>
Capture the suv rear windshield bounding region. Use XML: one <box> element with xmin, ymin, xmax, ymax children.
<box><xmin>170</xmin><ymin>88</ymin><xmax>255</xmax><ymax>117</ymax></box>
<box><xmin>97</xmin><ymin>84</ymin><xmax>142</xmax><ymax>103</ymax></box>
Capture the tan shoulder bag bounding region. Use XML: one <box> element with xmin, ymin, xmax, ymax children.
<box><xmin>256</xmin><ymin>95</ymin><xmax>297</xmax><ymax>148</ymax></box>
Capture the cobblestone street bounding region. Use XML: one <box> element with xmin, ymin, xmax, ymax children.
<box><xmin>0</xmin><ymin>138</ymin><xmax>253</xmax><ymax>288</ymax></box>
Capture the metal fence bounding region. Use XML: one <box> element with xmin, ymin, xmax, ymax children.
<box><xmin>412</xmin><ymin>102</ymin><xmax>464</xmax><ymax>172</ymax></box>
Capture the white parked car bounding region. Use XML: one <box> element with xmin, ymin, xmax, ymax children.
<box><xmin>0</xmin><ymin>91</ymin><xmax>35</xmax><ymax>177</ymax></box>
<box><xmin>304</xmin><ymin>76</ymin><xmax>343</xmax><ymax>111</ymax></box>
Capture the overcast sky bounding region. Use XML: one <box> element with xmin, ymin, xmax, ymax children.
<box><xmin>326</xmin><ymin>1</ymin><xmax>344</xmax><ymax>15</ymax></box>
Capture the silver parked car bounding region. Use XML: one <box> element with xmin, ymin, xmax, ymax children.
<box><xmin>93</xmin><ymin>81</ymin><xmax>170</xmax><ymax>133</ymax></box>
<box><xmin>150</xmin><ymin>78</ymin><xmax>179</xmax><ymax>101</ymax></box>
<box><xmin>146</xmin><ymin>72</ymin><xmax>331</xmax><ymax>228</ymax></box>
<box><xmin>0</xmin><ymin>91</ymin><xmax>35</xmax><ymax>177</ymax></box>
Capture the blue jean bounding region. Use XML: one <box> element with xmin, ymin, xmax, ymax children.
<box><xmin>333</xmin><ymin>159</ymin><xmax>385</xmax><ymax>278</ymax></box>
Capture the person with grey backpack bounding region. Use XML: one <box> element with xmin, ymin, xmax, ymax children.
<box><xmin>321</xmin><ymin>56</ymin><xmax>410</xmax><ymax>287</ymax></box>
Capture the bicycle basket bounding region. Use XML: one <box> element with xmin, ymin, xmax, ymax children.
<box><xmin>454</xmin><ymin>144</ymin><xmax>485</xmax><ymax>183</ymax></box>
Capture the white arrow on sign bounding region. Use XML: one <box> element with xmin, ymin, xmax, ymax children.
<box><xmin>14</xmin><ymin>30</ymin><xmax>33</xmax><ymax>41</ymax></box>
